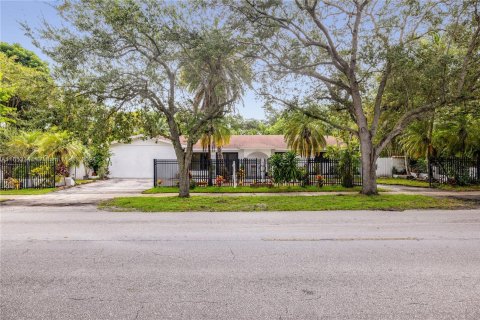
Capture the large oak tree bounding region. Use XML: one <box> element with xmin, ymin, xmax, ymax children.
<box><xmin>27</xmin><ymin>0</ymin><xmax>250</xmax><ymax>197</ymax></box>
<box><xmin>227</xmin><ymin>0</ymin><xmax>480</xmax><ymax>194</ymax></box>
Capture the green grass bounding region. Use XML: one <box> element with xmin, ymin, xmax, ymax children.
<box><xmin>377</xmin><ymin>178</ymin><xmax>480</xmax><ymax>191</ymax></box>
<box><xmin>436</xmin><ymin>185</ymin><xmax>480</xmax><ymax>191</ymax></box>
<box><xmin>144</xmin><ymin>185</ymin><xmax>363</xmax><ymax>194</ymax></box>
<box><xmin>99</xmin><ymin>194</ymin><xmax>467</xmax><ymax>212</ymax></box>
<box><xmin>377</xmin><ymin>178</ymin><xmax>430</xmax><ymax>188</ymax></box>
<box><xmin>0</xmin><ymin>188</ymin><xmax>56</xmax><ymax>195</ymax></box>
<box><xmin>74</xmin><ymin>179</ymin><xmax>96</xmax><ymax>185</ymax></box>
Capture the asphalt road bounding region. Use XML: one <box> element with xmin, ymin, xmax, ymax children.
<box><xmin>1</xmin><ymin>206</ymin><xmax>480</xmax><ymax>320</ymax></box>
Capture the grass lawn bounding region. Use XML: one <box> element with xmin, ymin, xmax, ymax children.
<box><xmin>436</xmin><ymin>185</ymin><xmax>480</xmax><ymax>191</ymax></box>
<box><xmin>377</xmin><ymin>178</ymin><xmax>430</xmax><ymax>188</ymax></box>
<box><xmin>74</xmin><ymin>179</ymin><xmax>97</xmax><ymax>185</ymax></box>
<box><xmin>0</xmin><ymin>188</ymin><xmax>56</xmax><ymax>195</ymax></box>
<box><xmin>377</xmin><ymin>178</ymin><xmax>480</xmax><ymax>191</ymax></box>
<box><xmin>144</xmin><ymin>185</ymin><xmax>363</xmax><ymax>194</ymax></box>
<box><xmin>99</xmin><ymin>194</ymin><xmax>467</xmax><ymax>212</ymax></box>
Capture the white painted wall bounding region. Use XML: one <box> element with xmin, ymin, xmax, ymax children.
<box><xmin>109</xmin><ymin>139</ymin><xmax>176</xmax><ymax>178</ymax></box>
<box><xmin>69</xmin><ymin>162</ymin><xmax>89</xmax><ymax>179</ymax></box>
<box><xmin>375</xmin><ymin>156</ymin><xmax>406</xmax><ymax>177</ymax></box>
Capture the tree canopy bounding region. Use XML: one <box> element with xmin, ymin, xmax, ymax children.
<box><xmin>27</xmin><ymin>0</ymin><xmax>252</xmax><ymax>196</ymax></box>
<box><xmin>225</xmin><ymin>0</ymin><xmax>480</xmax><ymax>194</ymax></box>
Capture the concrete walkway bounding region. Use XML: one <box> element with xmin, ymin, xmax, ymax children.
<box><xmin>1</xmin><ymin>179</ymin><xmax>479</xmax><ymax>206</ymax></box>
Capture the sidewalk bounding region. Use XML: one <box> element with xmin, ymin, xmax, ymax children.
<box><xmin>1</xmin><ymin>184</ymin><xmax>479</xmax><ymax>207</ymax></box>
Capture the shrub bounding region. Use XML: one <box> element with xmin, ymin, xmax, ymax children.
<box><xmin>6</xmin><ymin>177</ymin><xmax>20</xmax><ymax>190</ymax></box>
<box><xmin>411</xmin><ymin>159</ymin><xmax>427</xmax><ymax>173</ymax></box>
<box><xmin>86</xmin><ymin>145</ymin><xmax>111</xmax><ymax>178</ymax></box>
<box><xmin>325</xmin><ymin>145</ymin><xmax>360</xmax><ymax>188</ymax></box>
<box><xmin>298</xmin><ymin>167</ymin><xmax>309</xmax><ymax>187</ymax></box>
<box><xmin>31</xmin><ymin>165</ymin><xmax>53</xmax><ymax>178</ymax></box>
<box><xmin>316</xmin><ymin>175</ymin><xmax>324</xmax><ymax>187</ymax></box>
<box><xmin>268</xmin><ymin>152</ymin><xmax>301</xmax><ymax>185</ymax></box>
<box><xmin>55</xmin><ymin>162</ymin><xmax>69</xmax><ymax>177</ymax></box>
<box><xmin>215</xmin><ymin>175</ymin><xmax>225</xmax><ymax>186</ymax></box>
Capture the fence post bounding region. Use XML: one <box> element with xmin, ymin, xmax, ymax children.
<box><xmin>428</xmin><ymin>157</ymin><xmax>433</xmax><ymax>187</ymax></box>
<box><xmin>208</xmin><ymin>158</ymin><xmax>213</xmax><ymax>186</ymax></box>
<box><xmin>153</xmin><ymin>159</ymin><xmax>157</xmax><ymax>187</ymax></box>
<box><xmin>53</xmin><ymin>158</ymin><xmax>56</xmax><ymax>188</ymax></box>
<box><xmin>26</xmin><ymin>159</ymin><xmax>30</xmax><ymax>188</ymax></box>
<box><xmin>476</xmin><ymin>156</ymin><xmax>480</xmax><ymax>183</ymax></box>
<box><xmin>233</xmin><ymin>161</ymin><xmax>236</xmax><ymax>188</ymax></box>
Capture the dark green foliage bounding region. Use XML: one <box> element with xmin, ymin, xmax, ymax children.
<box><xmin>268</xmin><ymin>152</ymin><xmax>301</xmax><ymax>185</ymax></box>
<box><xmin>326</xmin><ymin>146</ymin><xmax>360</xmax><ymax>188</ymax></box>
<box><xmin>0</xmin><ymin>42</ymin><xmax>49</xmax><ymax>72</ymax></box>
<box><xmin>85</xmin><ymin>145</ymin><xmax>111</xmax><ymax>177</ymax></box>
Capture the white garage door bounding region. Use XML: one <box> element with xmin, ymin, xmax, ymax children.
<box><xmin>108</xmin><ymin>139</ymin><xmax>176</xmax><ymax>178</ymax></box>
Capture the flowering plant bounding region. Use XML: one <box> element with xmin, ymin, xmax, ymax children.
<box><xmin>215</xmin><ymin>175</ymin><xmax>225</xmax><ymax>186</ymax></box>
<box><xmin>316</xmin><ymin>175</ymin><xmax>324</xmax><ymax>187</ymax></box>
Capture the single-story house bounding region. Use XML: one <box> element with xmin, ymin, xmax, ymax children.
<box><xmin>103</xmin><ymin>134</ymin><xmax>341</xmax><ymax>179</ymax></box>
<box><xmin>69</xmin><ymin>134</ymin><xmax>405</xmax><ymax>179</ymax></box>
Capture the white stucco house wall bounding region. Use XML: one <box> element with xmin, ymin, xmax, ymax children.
<box><xmin>108</xmin><ymin>137</ymin><xmax>177</xmax><ymax>178</ymax></box>
<box><xmin>70</xmin><ymin>134</ymin><xmax>404</xmax><ymax>179</ymax></box>
<box><xmin>102</xmin><ymin>135</ymin><xmax>340</xmax><ymax>179</ymax></box>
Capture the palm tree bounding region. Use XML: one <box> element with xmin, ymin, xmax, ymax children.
<box><xmin>433</xmin><ymin>111</ymin><xmax>480</xmax><ymax>157</ymax></box>
<box><xmin>1</xmin><ymin>130</ymin><xmax>42</xmax><ymax>157</ymax></box>
<box><xmin>284</xmin><ymin>112</ymin><xmax>326</xmax><ymax>158</ymax></box>
<box><xmin>181</xmin><ymin>29</ymin><xmax>251</xmax><ymax>188</ymax></box>
<box><xmin>200</xmin><ymin>119</ymin><xmax>232</xmax><ymax>185</ymax></box>
<box><xmin>36</xmin><ymin>131</ymin><xmax>85</xmax><ymax>168</ymax></box>
<box><xmin>399</xmin><ymin>120</ymin><xmax>434</xmax><ymax>159</ymax></box>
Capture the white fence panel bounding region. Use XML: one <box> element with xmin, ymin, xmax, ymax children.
<box><xmin>376</xmin><ymin>158</ymin><xmax>393</xmax><ymax>177</ymax></box>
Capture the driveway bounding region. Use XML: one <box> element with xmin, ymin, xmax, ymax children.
<box><xmin>59</xmin><ymin>178</ymin><xmax>152</xmax><ymax>194</ymax></box>
<box><xmin>1</xmin><ymin>206</ymin><xmax>480</xmax><ymax>319</ymax></box>
<box><xmin>0</xmin><ymin>179</ymin><xmax>152</xmax><ymax>206</ymax></box>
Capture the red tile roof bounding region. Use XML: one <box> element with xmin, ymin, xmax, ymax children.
<box><xmin>190</xmin><ymin>135</ymin><xmax>340</xmax><ymax>150</ymax></box>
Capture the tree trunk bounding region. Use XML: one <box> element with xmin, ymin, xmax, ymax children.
<box><xmin>359</xmin><ymin>132</ymin><xmax>378</xmax><ymax>195</ymax></box>
<box><xmin>172</xmin><ymin>142</ymin><xmax>194</xmax><ymax>198</ymax></box>
<box><xmin>178</xmin><ymin>162</ymin><xmax>190</xmax><ymax>197</ymax></box>
<box><xmin>404</xmin><ymin>154</ymin><xmax>411</xmax><ymax>176</ymax></box>
<box><xmin>207</xmin><ymin>140</ymin><xmax>213</xmax><ymax>186</ymax></box>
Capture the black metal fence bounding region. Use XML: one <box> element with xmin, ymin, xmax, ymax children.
<box><xmin>0</xmin><ymin>158</ymin><xmax>56</xmax><ymax>190</ymax></box>
<box><xmin>429</xmin><ymin>157</ymin><xmax>480</xmax><ymax>187</ymax></box>
<box><xmin>154</xmin><ymin>158</ymin><xmax>362</xmax><ymax>187</ymax></box>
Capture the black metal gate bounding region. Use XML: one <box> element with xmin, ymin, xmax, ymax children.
<box><xmin>0</xmin><ymin>158</ymin><xmax>56</xmax><ymax>189</ymax></box>
<box><xmin>428</xmin><ymin>157</ymin><xmax>480</xmax><ymax>186</ymax></box>
<box><xmin>153</xmin><ymin>158</ymin><xmax>361</xmax><ymax>187</ymax></box>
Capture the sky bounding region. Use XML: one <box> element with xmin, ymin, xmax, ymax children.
<box><xmin>0</xmin><ymin>0</ymin><xmax>267</xmax><ymax>119</ymax></box>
